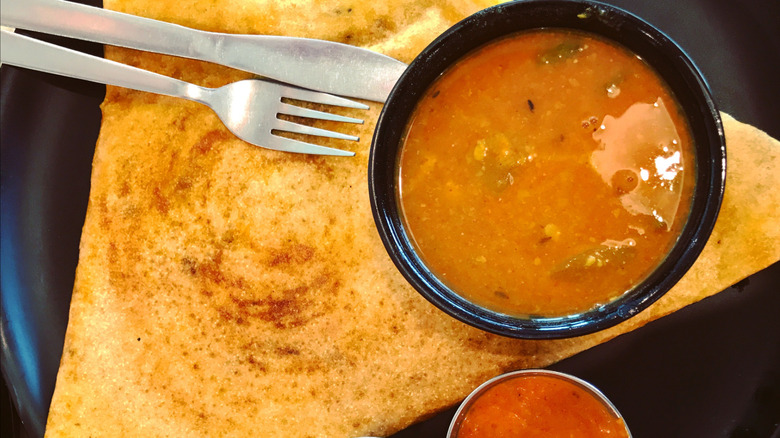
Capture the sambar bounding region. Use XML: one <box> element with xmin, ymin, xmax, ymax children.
<box><xmin>397</xmin><ymin>29</ymin><xmax>695</xmax><ymax>316</ymax></box>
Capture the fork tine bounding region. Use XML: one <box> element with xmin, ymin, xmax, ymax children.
<box><xmin>273</xmin><ymin>119</ymin><xmax>360</xmax><ymax>141</ymax></box>
<box><xmin>279</xmin><ymin>102</ymin><xmax>363</xmax><ymax>124</ymax></box>
<box><xmin>281</xmin><ymin>86</ymin><xmax>370</xmax><ymax>110</ymax></box>
<box><xmin>265</xmin><ymin>134</ymin><xmax>355</xmax><ymax>157</ymax></box>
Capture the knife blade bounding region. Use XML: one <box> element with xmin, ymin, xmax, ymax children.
<box><xmin>1</xmin><ymin>0</ymin><xmax>408</xmax><ymax>102</ymax></box>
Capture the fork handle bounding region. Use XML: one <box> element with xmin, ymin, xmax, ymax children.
<box><xmin>0</xmin><ymin>0</ymin><xmax>216</xmax><ymax>63</ymax></box>
<box><xmin>0</xmin><ymin>30</ymin><xmax>210</xmax><ymax>104</ymax></box>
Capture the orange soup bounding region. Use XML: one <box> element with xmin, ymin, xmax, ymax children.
<box><xmin>453</xmin><ymin>374</ymin><xmax>629</xmax><ymax>438</ymax></box>
<box><xmin>398</xmin><ymin>29</ymin><xmax>695</xmax><ymax>316</ymax></box>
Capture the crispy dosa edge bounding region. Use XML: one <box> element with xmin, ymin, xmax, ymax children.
<box><xmin>44</xmin><ymin>1</ymin><xmax>780</xmax><ymax>436</ymax></box>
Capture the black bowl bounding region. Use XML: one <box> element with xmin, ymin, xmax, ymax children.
<box><xmin>368</xmin><ymin>0</ymin><xmax>725</xmax><ymax>339</ymax></box>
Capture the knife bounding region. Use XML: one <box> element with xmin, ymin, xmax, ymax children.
<box><xmin>1</xmin><ymin>0</ymin><xmax>408</xmax><ymax>102</ymax></box>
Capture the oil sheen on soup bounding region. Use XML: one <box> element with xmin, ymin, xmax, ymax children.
<box><xmin>398</xmin><ymin>29</ymin><xmax>695</xmax><ymax>317</ymax></box>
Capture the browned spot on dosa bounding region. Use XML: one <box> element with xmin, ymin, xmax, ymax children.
<box><xmin>194</xmin><ymin>129</ymin><xmax>231</xmax><ymax>154</ymax></box>
<box><xmin>218</xmin><ymin>275</ymin><xmax>338</xmax><ymax>329</ymax></box>
<box><xmin>269</xmin><ymin>243</ymin><xmax>315</xmax><ymax>267</ymax></box>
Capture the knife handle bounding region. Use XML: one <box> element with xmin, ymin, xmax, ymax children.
<box><xmin>1</xmin><ymin>0</ymin><xmax>219</xmax><ymax>62</ymax></box>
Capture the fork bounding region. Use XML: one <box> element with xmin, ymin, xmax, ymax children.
<box><xmin>1</xmin><ymin>30</ymin><xmax>367</xmax><ymax>156</ymax></box>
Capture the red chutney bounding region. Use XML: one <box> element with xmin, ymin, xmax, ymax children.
<box><xmin>454</xmin><ymin>375</ymin><xmax>629</xmax><ymax>438</ymax></box>
<box><xmin>398</xmin><ymin>29</ymin><xmax>695</xmax><ymax>316</ymax></box>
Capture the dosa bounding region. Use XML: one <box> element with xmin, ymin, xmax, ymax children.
<box><xmin>44</xmin><ymin>0</ymin><xmax>780</xmax><ymax>436</ymax></box>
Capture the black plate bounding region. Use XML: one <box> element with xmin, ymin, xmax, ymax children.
<box><xmin>1</xmin><ymin>0</ymin><xmax>779</xmax><ymax>437</ymax></box>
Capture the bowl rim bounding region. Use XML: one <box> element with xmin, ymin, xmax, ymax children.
<box><xmin>368</xmin><ymin>0</ymin><xmax>726</xmax><ymax>339</ymax></box>
<box><xmin>446</xmin><ymin>369</ymin><xmax>632</xmax><ymax>437</ymax></box>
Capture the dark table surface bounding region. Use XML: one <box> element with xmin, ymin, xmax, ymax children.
<box><xmin>2</xmin><ymin>0</ymin><xmax>779</xmax><ymax>437</ymax></box>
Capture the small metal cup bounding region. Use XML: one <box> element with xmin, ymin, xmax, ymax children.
<box><xmin>448</xmin><ymin>369</ymin><xmax>632</xmax><ymax>437</ymax></box>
